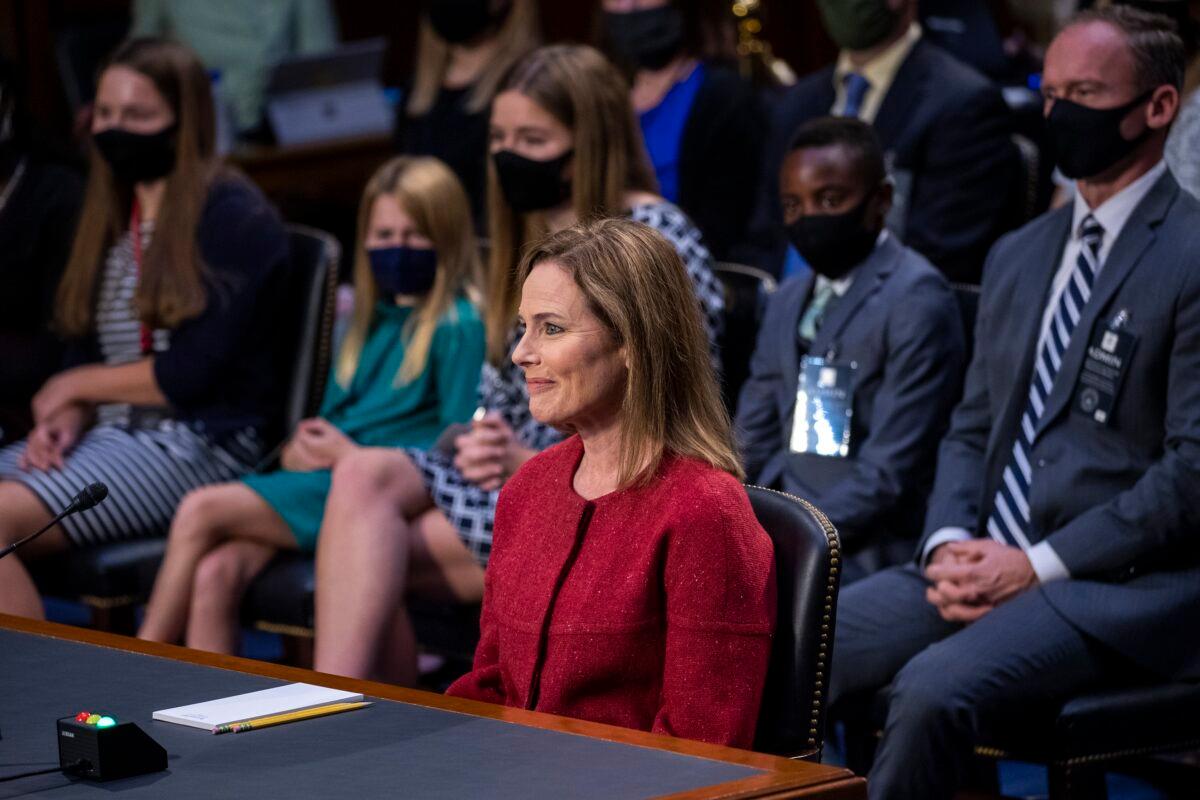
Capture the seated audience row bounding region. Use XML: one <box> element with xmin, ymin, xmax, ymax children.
<box><xmin>1</xmin><ymin>1</ymin><xmax>1197</xmax><ymax>787</ymax></box>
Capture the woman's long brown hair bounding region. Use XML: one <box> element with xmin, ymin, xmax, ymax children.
<box><xmin>57</xmin><ymin>37</ymin><xmax>217</xmax><ymax>337</ymax></box>
<box><xmin>519</xmin><ymin>218</ymin><xmax>741</xmax><ymax>487</ymax></box>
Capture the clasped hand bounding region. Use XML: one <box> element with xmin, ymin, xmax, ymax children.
<box><xmin>924</xmin><ymin>540</ymin><xmax>1038</xmax><ymax>623</ymax></box>
<box><xmin>20</xmin><ymin>404</ymin><xmax>90</xmax><ymax>472</ymax></box>
<box><xmin>453</xmin><ymin>412</ymin><xmax>529</xmax><ymax>492</ymax></box>
<box><xmin>21</xmin><ymin>369</ymin><xmax>95</xmax><ymax>472</ymax></box>
<box><xmin>280</xmin><ymin>418</ymin><xmax>356</xmax><ymax>472</ymax></box>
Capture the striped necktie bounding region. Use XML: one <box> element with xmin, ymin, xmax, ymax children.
<box><xmin>841</xmin><ymin>73</ymin><xmax>871</xmax><ymax>119</ymax></box>
<box><xmin>987</xmin><ymin>214</ymin><xmax>1105</xmax><ymax>549</ymax></box>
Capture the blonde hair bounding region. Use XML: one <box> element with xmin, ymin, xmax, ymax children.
<box><xmin>336</xmin><ymin>156</ymin><xmax>481</xmax><ymax>387</ymax></box>
<box><xmin>58</xmin><ymin>37</ymin><xmax>218</xmax><ymax>336</ymax></box>
<box><xmin>519</xmin><ymin>217</ymin><xmax>741</xmax><ymax>487</ymax></box>
<box><xmin>406</xmin><ymin>0</ymin><xmax>541</xmax><ymax>117</ymax></box>
<box><xmin>484</xmin><ymin>44</ymin><xmax>658</xmax><ymax>364</ymax></box>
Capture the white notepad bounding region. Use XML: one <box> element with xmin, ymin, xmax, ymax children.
<box><xmin>152</xmin><ymin>683</ymin><xmax>363</xmax><ymax>730</ymax></box>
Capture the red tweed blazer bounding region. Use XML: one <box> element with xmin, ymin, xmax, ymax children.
<box><xmin>446</xmin><ymin>435</ymin><xmax>776</xmax><ymax>749</ymax></box>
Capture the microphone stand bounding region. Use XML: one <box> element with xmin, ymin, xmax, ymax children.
<box><xmin>0</xmin><ymin>483</ymin><xmax>107</xmax><ymax>744</ymax></box>
<box><xmin>0</xmin><ymin>508</ymin><xmax>76</xmax><ymax>562</ymax></box>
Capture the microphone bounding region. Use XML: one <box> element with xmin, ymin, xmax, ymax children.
<box><xmin>0</xmin><ymin>482</ymin><xmax>108</xmax><ymax>560</ymax></box>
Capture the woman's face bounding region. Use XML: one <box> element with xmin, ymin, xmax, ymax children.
<box><xmin>364</xmin><ymin>193</ymin><xmax>433</xmax><ymax>250</ymax></box>
<box><xmin>514</xmin><ymin>261</ymin><xmax>627</xmax><ymax>432</ymax></box>
<box><xmin>91</xmin><ymin>65</ymin><xmax>175</xmax><ymax>135</ymax></box>
<box><xmin>489</xmin><ymin>90</ymin><xmax>573</xmax><ymax>161</ymax></box>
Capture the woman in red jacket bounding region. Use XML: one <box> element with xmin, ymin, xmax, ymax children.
<box><xmin>446</xmin><ymin>217</ymin><xmax>776</xmax><ymax>749</ymax></box>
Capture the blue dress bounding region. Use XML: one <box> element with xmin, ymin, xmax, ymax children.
<box><xmin>242</xmin><ymin>297</ymin><xmax>485</xmax><ymax>551</ymax></box>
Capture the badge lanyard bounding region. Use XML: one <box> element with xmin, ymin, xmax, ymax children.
<box><xmin>129</xmin><ymin>198</ymin><xmax>153</xmax><ymax>355</ymax></box>
<box><xmin>790</xmin><ymin>352</ymin><xmax>857</xmax><ymax>458</ymax></box>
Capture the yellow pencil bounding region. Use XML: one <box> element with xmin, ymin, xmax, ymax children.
<box><xmin>211</xmin><ymin>701</ymin><xmax>371</xmax><ymax>734</ymax></box>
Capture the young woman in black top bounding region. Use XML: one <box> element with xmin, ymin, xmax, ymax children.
<box><xmin>394</xmin><ymin>0</ymin><xmax>540</xmax><ymax>227</ymax></box>
<box><xmin>0</xmin><ymin>38</ymin><xmax>289</xmax><ymax>619</ymax></box>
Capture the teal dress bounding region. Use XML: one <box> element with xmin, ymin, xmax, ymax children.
<box><xmin>242</xmin><ymin>297</ymin><xmax>484</xmax><ymax>550</ymax></box>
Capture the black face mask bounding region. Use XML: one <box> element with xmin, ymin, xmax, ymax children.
<box><xmin>605</xmin><ymin>6</ymin><xmax>685</xmax><ymax>71</ymax></box>
<box><xmin>369</xmin><ymin>245</ymin><xmax>439</xmax><ymax>296</ymax></box>
<box><xmin>1046</xmin><ymin>91</ymin><xmax>1154</xmax><ymax>180</ymax></box>
<box><xmin>492</xmin><ymin>149</ymin><xmax>573</xmax><ymax>213</ymax></box>
<box><xmin>786</xmin><ymin>192</ymin><xmax>881</xmax><ymax>280</ymax></box>
<box><xmin>427</xmin><ymin>0</ymin><xmax>507</xmax><ymax>44</ymax></box>
<box><xmin>93</xmin><ymin>126</ymin><xmax>177</xmax><ymax>183</ymax></box>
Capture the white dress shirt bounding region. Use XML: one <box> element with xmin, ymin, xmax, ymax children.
<box><xmin>922</xmin><ymin>160</ymin><xmax>1168</xmax><ymax>582</ymax></box>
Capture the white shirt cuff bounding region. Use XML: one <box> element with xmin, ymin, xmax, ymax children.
<box><xmin>1026</xmin><ymin>541</ymin><xmax>1071</xmax><ymax>583</ymax></box>
<box><xmin>920</xmin><ymin>527</ymin><xmax>973</xmax><ymax>568</ymax></box>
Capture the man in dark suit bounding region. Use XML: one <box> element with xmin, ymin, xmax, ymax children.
<box><xmin>828</xmin><ymin>8</ymin><xmax>1200</xmax><ymax>799</ymax></box>
<box><xmin>754</xmin><ymin>0</ymin><xmax>1018</xmax><ymax>283</ymax></box>
<box><xmin>735</xmin><ymin>117</ymin><xmax>965</xmax><ymax>582</ymax></box>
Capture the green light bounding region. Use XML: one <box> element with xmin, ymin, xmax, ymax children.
<box><xmin>95</xmin><ymin>716</ymin><xmax>117</xmax><ymax>728</ymax></box>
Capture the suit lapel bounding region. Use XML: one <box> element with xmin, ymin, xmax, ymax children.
<box><xmin>809</xmin><ymin>237</ymin><xmax>897</xmax><ymax>359</ymax></box>
<box><xmin>1034</xmin><ymin>173</ymin><xmax>1178</xmax><ymax>440</ymax></box>
<box><xmin>872</xmin><ymin>41</ymin><xmax>927</xmax><ymax>150</ymax></box>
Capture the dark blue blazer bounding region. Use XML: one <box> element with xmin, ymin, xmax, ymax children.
<box><xmin>736</xmin><ymin>235</ymin><xmax>966</xmax><ymax>552</ymax></box>
<box><xmin>753</xmin><ymin>39</ymin><xmax>1018</xmax><ymax>283</ymax></box>
<box><xmin>921</xmin><ymin>170</ymin><xmax>1200</xmax><ymax>680</ymax></box>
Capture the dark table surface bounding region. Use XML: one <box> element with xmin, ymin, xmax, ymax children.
<box><xmin>0</xmin><ymin>617</ymin><xmax>864</xmax><ymax>799</ymax></box>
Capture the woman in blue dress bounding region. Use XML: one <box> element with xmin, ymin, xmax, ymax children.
<box><xmin>138</xmin><ymin>155</ymin><xmax>485</xmax><ymax>654</ymax></box>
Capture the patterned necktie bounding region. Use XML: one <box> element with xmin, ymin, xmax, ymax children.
<box><xmin>841</xmin><ymin>72</ymin><xmax>871</xmax><ymax>119</ymax></box>
<box><xmin>798</xmin><ymin>281</ymin><xmax>838</xmax><ymax>343</ymax></box>
<box><xmin>988</xmin><ymin>215</ymin><xmax>1105</xmax><ymax>549</ymax></box>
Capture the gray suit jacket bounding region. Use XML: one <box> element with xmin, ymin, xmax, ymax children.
<box><xmin>921</xmin><ymin>170</ymin><xmax>1200</xmax><ymax>680</ymax></box>
<box><xmin>736</xmin><ymin>236</ymin><xmax>966</xmax><ymax>552</ymax></box>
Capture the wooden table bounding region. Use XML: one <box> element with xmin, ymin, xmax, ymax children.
<box><xmin>0</xmin><ymin>615</ymin><xmax>865</xmax><ymax>798</ymax></box>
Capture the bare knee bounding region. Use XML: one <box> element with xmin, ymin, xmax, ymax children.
<box><xmin>0</xmin><ymin>481</ymin><xmax>52</xmax><ymax>545</ymax></box>
<box><xmin>333</xmin><ymin>448</ymin><xmax>412</xmax><ymax>491</ymax></box>
<box><xmin>330</xmin><ymin>449</ymin><xmax>413</xmax><ymax>499</ymax></box>
<box><xmin>170</xmin><ymin>485</ymin><xmax>240</xmax><ymax>547</ymax></box>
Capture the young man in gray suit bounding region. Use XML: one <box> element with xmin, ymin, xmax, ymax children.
<box><xmin>735</xmin><ymin>117</ymin><xmax>965</xmax><ymax>583</ymax></box>
<box><xmin>828</xmin><ymin>8</ymin><xmax>1200</xmax><ymax>799</ymax></box>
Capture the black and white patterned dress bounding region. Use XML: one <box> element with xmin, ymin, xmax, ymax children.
<box><xmin>408</xmin><ymin>201</ymin><xmax>723</xmax><ymax>566</ymax></box>
<box><xmin>0</xmin><ymin>224</ymin><xmax>260</xmax><ymax>547</ymax></box>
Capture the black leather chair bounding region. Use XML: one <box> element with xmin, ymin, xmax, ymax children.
<box><xmin>970</xmin><ymin>682</ymin><xmax>1200</xmax><ymax>799</ymax></box>
<box><xmin>746</xmin><ymin>485</ymin><xmax>842</xmax><ymax>760</ymax></box>
<box><xmin>31</xmin><ymin>224</ymin><xmax>341</xmax><ymax>631</ymax></box>
<box><xmin>713</xmin><ymin>262</ymin><xmax>778</xmax><ymax>415</ymax></box>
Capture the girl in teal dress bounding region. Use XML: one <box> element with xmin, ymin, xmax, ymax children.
<box><xmin>138</xmin><ymin>156</ymin><xmax>485</xmax><ymax>654</ymax></box>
